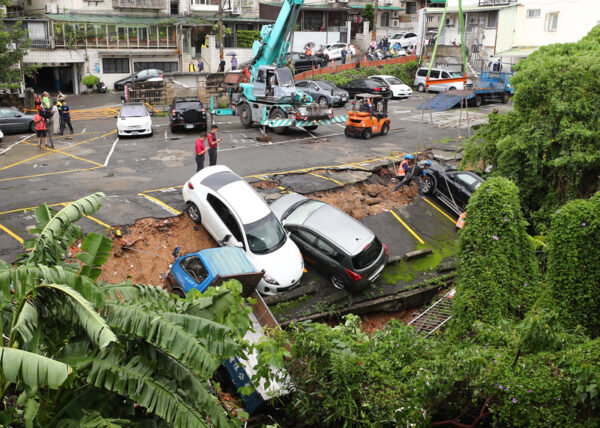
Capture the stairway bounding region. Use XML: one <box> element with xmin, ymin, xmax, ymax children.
<box><xmin>417</xmin><ymin>94</ymin><xmax>465</xmax><ymax>111</ymax></box>
<box><xmin>408</xmin><ymin>289</ymin><xmax>455</xmax><ymax>337</ymax></box>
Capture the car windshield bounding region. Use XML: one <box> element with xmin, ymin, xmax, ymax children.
<box><xmin>386</xmin><ymin>77</ymin><xmax>404</xmax><ymax>85</ymax></box>
<box><xmin>176</xmin><ymin>101</ymin><xmax>203</xmax><ymax>110</ymax></box>
<box><xmin>245</xmin><ymin>212</ymin><xmax>287</xmax><ymax>254</ymax></box>
<box><xmin>317</xmin><ymin>81</ymin><xmax>335</xmax><ymax>90</ymax></box>
<box><xmin>120</xmin><ymin>106</ymin><xmax>148</xmax><ymax>117</ymax></box>
<box><xmin>276</xmin><ymin>68</ymin><xmax>295</xmax><ymax>87</ymax></box>
<box><xmin>284</xmin><ymin>199</ymin><xmax>325</xmax><ymax>224</ymax></box>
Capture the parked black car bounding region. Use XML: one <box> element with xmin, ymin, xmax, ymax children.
<box><xmin>169</xmin><ymin>97</ymin><xmax>207</xmax><ymax>133</ymax></box>
<box><xmin>270</xmin><ymin>193</ymin><xmax>388</xmax><ymax>292</ymax></box>
<box><xmin>342</xmin><ymin>79</ymin><xmax>392</xmax><ymax>99</ymax></box>
<box><xmin>422</xmin><ymin>161</ymin><xmax>484</xmax><ymax>214</ymax></box>
<box><xmin>295</xmin><ymin>80</ymin><xmax>349</xmax><ymax>107</ymax></box>
<box><xmin>0</xmin><ymin>107</ymin><xmax>36</xmax><ymax>133</ymax></box>
<box><xmin>114</xmin><ymin>69</ymin><xmax>163</xmax><ymax>91</ymax></box>
<box><xmin>285</xmin><ymin>52</ymin><xmax>325</xmax><ymax>74</ymax></box>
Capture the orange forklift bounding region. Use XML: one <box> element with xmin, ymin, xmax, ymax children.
<box><xmin>344</xmin><ymin>94</ymin><xmax>390</xmax><ymax>139</ymax></box>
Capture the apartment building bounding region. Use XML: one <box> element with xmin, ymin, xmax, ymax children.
<box><xmin>3</xmin><ymin>0</ymin><xmax>262</xmax><ymax>93</ymax></box>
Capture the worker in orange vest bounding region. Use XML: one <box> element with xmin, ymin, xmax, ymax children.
<box><xmin>456</xmin><ymin>211</ymin><xmax>467</xmax><ymax>230</ymax></box>
<box><xmin>396</xmin><ymin>154</ymin><xmax>412</xmax><ymax>178</ymax></box>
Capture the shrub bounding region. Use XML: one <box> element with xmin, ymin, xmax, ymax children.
<box><xmin>313</xmin><ymin>60</ymin><xmax>418</xmax><ymax>88</ymax></box>
<box><xmin>82</xmin><ymin>74</ymin><xmax>100</xmax><ymax>86</ymax></box>
<box><xmin>237</xmin><ymin>30</ymin><xmax>260</xmax><ymax>48</ymax></box>
<box><xmin>546</xmin><ymin>192</ymin><xmax>600</xmax><ymax>337</ymax></box>
<box><xmin>450</xmin><ymin>177</ymin><xmax>540</xmax><ymax>335</ymax></box>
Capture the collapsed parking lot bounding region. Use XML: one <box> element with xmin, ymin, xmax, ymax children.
<box><xmin>0</xmin><ymin>93</ymin><xmax>511</xmax><ymax>318</ymax></box>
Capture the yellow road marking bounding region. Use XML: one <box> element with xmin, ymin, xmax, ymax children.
<box><xmin>0</xmin><ymin>130</ymin><xmax>116</xmax><ymax>172</ymax></box>
<box><xmin>0</xmin><ymin>202</ymin><xmax>67</xmax><ymax>216</ymax></box>
<box><xmin>144</xmin><ymin>103</ymin><xmax>160</xmax><ymax>114</ymax></box>
<box><xmin>423</xmin><ymin>197</ymin><xmax>456</xmax><ymax>224</ymax></box>
<box><xmin>59</xmin><ymin>203</ymin><xmax>111</xmax><ymax>228</ymax></box>
<box><xmin>0</xmin><ymin>223</ymin><xmax>24</xmax><ymax>244</ymax></box>
<box><xmin>20</xmin><ymin>141</ymin><xmax>104</xmax><ymax>167</ymax></box>
<box><xmin>310</xmin><ymin>172</ymin><xmax>344</xmax><ymax>187</ymax></box>
<box><xmin>0</xmin><ymin>166</ymin><xmax>103</xmax><ymax>183</ymax></box>
<box><xmin>389</xmin><ymin>209</ymin><xmax>425</xmax><ymax>245</ymax></box>
<box><xmin>138</xmin><ymin>193</ymin><xmax>182</xmax><ymax>215</ymax></box>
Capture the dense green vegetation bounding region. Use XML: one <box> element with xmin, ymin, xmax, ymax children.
<box><xmin>0</xmin><ymin>194</ymin><xmax>252</xmax><ymax>427</ymax></box>
<box><xmin>462</xmin><ymin>26</ymin><xmax>600</xmax><ymax>230</ymax></box>
<box><xmin>236</xmin><ymin>30</ymin><xmax>261</xmax><ymax>48</ymax></box>
<box><xmin>312</xmin><ymin>61</ymin><xmax>418</xmax><ymax>88</ymax></box>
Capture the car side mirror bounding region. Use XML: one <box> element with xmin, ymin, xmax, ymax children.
<box><xmin>220</xmin><ymin>234</ymin><xmax>232</xmax><ymax>245</ymax></box>
<box><xmin>233</xmin><ymin>241</ymin><xmax>243</xmax><ymax>249</ymax></box>
<box><xmin>15</xmin><ymin>113</ymin><xmax>22</xmax><ymax>117</ymax></box>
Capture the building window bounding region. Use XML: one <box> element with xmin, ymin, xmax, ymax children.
<box><xmin>527</xmin><ymin>8</ymin><xmax>541</xmax><ymax>18</ymax></box>
<box><xmin>406</xmin><ymin>2</ymin><xmax>417</xmax><ymax>14</ymax></box>
<box><xmin>427</xmin><ymin>16</ymin><xmax>434</xmax><ymax>22</ymax></box>
<box><xmin>381</xmin><ymin>12</ymin><xmax>390</xmax><ymax>27</ymax></box>
<box><xmin>545</xmin><ymin>12</ymin><xmax>558</xmax><ymax>31</ymax></box>
<box><xmin>487</xmin><ymin>11</ymin><xmax>497</xmax><ymax>28</ymax></box>
<box><xmin>102</xmin><ymin>58</ymin><xmax>129</xmax><ymax>74</ymax></box>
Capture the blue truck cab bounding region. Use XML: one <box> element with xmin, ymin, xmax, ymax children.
<box><xmin>167</xmin><ymin>247</ymin><xmax>263</xmax><ymax>297</ymax></box>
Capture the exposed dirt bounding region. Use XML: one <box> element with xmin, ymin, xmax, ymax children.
<box><xmin>98</xmin><ymin>215</ymin><xmax>216</xmax><ymax>285</ymax></box>
<box><xmin>310</xmin><ymin>166</ymin><xmax>419</xmax><ymax>219</ymax></box>
<box><xmin>360</xmin><ymin>310</ymin><xmax>422</xmax><ymax>335</ymax></box>
<box><xmin>251</xmin><ymin>179</ymin><xmax>280</xmax><ymax>190</ymax></box>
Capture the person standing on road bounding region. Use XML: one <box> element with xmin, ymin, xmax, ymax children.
<box><xmin>51</xmin><ymin>101</ymin><xmax>60</xmax><ymax>135</ymax></box>
<box><xmin>34</xmin><ymin>109</ymin><xmax>48</xmax><ymax>148</ymax></box>
<box><xmin>34</xmin><ymin>94</ymin><xmax>41</xmax><ymax>111</ymax></box>
<box><xmin>340</xmin><ymin>47</ymin><xmax>347</xmax><ymax>65</ymax></box>
<box><xmin>195</xmin><ymin>133</ymin><xmax>207</xmax><ymax>172</ymax></box>
<box><xmin>207</xmin><ymin>124</ymin><xmax>222</xmax><ymax>166</ymax></box>
<box><xmin>56</xmin><ymin>95</ymin><xmax>65</xmax><ymax>131</ymax></box>
<box><xmin>231</xmin><ymin>55</ymin><xmax>238</xmax><ymax>71</ymax></box>
<box><xmin>59</xmin><ymin>99</ymin><xmax>74</xmax><ymax>135</ymax></box>
<box><xmin>197</xmin><ymin>59</ymin><xmax>204</xmax><ymax>72</ymax></box>
<box><xmin>42</xmin><ymin>91</ymin><xmax>51</xmax><ymax>109</ymax></box>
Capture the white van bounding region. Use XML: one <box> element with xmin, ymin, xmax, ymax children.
<box><xmin>413</xmin><ymin>68</ymin><xmax>473</xmax><ymax>93</ymax></box>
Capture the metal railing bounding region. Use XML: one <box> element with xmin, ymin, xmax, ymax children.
<box><xmin>112</xmin><ymin>0</ymin><xmax>166</xmax><ymax>8</ymax></box>
<box><xmin>478</xmin><ymin>0</ymin><xmax>516</xmax><ymax>5</ymax></box>
<box><xmin>29</xmin><ymin>39</ymin><xmax>53</xmax><ymax>49</ymax></box>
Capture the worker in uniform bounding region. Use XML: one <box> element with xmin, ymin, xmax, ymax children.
<box><xmin>393</xmin><ymin>158</ymin><xmax>431</xmax><ymax>197</ymax></box>
<box><xmin>395</xmin><ymin>154</ymin><xmax>412</xmax><ymax>182</ymax></box>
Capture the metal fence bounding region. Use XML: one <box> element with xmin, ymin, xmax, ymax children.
<box><xmin>127</xmin><ymin>88</ymin><xmax>168</xmax><ymax>106</ymax></box>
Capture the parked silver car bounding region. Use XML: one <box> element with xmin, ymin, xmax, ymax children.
<box><xmin>0</xmin><ymin>107</ymin><xmax>36</xmax><ymax>134</ymax></box>
<box><xmin>295</xmin><ymin>80</ymin><xmax>349</xmax><ymax>107</ymax></box>
<box><xmin>270</xmin><ymin>193</ymin><xmax>388</xmax><ymax>292</ymax></box>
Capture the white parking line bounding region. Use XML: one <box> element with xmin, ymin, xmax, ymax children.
<box><xmin>104</xmin><ymin>137</ymin><xmax>119</xmax><ymax>166</ymax></box>
<box><xmin>0</xmin><ymin>134</ymin><xmax>35</xmax><ymax>155</ymax></box>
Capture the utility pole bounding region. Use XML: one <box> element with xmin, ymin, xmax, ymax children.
<box><xmin>372</xmin><ymin>0</ymin><xmax>378</xmax><ymax>42</ymax></box>
<box><xmin>218</xmin><ymin>0</ymin><xmax>224</xmax><ymax>68</ymax></box>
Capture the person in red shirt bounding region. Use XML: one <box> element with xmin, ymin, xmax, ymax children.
<box><xmin>195</xmin><ymin>133</ymin><xmax>207</xmax><ymax>172</ymax></box>
<box><xmin>207</xmin><ymin>125</ymin><xmax>222</xmax><ymax>166</ymax></box>
<box><xmin>34</xmin><ymin>109</ymin><xmax>48</xmax><ymax>148</ymax></box>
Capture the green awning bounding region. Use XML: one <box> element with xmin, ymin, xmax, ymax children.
<box><xmin>348</xmin><ymin>5</ymin><xmax>404</xmax><ymax>10</ymax></box>
<box><xmin>45</xmin><ymin>13</ymin><xmax>210</xmax><ymax>25</ymax></box>
<box><xmin>429</xmin><ymin>0</ymin><xmax>446</xmax><ymax>3</ymax></box>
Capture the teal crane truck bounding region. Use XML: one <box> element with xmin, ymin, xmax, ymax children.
<box><xmin>211</xmin><ymin>0</ymin><xmax>347</xmax><ymax>134</ymax></box>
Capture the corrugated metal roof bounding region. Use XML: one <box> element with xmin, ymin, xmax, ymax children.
<box><xmin>45</xmin><ymin>13</ymin><xmax>211</xmax><ymax>25</ymax></box>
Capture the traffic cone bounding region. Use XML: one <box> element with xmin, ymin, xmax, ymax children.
<box><xmin>331</xmin><ymin>59</ymin><xmax>335</xmax><ymax>67</ymax></box>
<box><xmin>364</xmin><ymin>54</ymin><xmax>367</xmax><ymax>62</ymax></box>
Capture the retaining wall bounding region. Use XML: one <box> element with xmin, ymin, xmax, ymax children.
<box><xmin>294</xmin><ymin>55</ymin><xmax>418</xmax><ymax>81</ymax></box>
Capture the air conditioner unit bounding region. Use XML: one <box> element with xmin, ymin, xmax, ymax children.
<box><xmin>338</xmin><ymin>0</ymin><xmax>349</xmax><ymax>3</ymax></box>
<box><xmin>231</xmin><ymin>5</ymin><xmax>241</xmax><ymax>14</ymax></box>
<box><xmin>445</xmin><ymin>17</ymin><xmax>455</xmax><ymax>26</ymax></box>
<box><xmin>392</xmin><ymin>19</ymin><xmax>399</xmax><ymax>27</ymax></box>
<box><xmin>392</xmin><ymin>11</ymin><xmax>398</xmax><ymax>18</ymax></box>
<box><xmin>384</xmin><ymin>0</ymin><xmax>393</xmax><ymax>5</ymax></box>
<box><xmin>45</xmin><ymin>3</ymin><xmax>58</xmax><ymax>13</ymax></box>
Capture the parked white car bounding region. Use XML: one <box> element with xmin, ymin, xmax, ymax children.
<box><xmin>116</xmin><ymin>102</ymin><xmax>153</xmax><ymax>137</ymax></box>
<box><xmin>369</xmin><ymin>75</ymin><xmax>413</xmax><ymax>98</ymax></box>
<box><xmin>182</xmin><ymin>165</ymin><xmax>304</xmax><ymax>296</ymax></box>
<box><xmin>413</xmin><ymin>67</ymin><xmax>474</xmax><ymax>93</ymax></box>
<box><xmin>322</xmin><ymin>43</ymin><xmax>355</xmax><ymax>60</ymax></box>
<box><xmin>389</xmin><ymin>32</ymin><xmax>417</xmax><ymax>48</ymax></box>
<box><xmin>0</xmin><ymin>128</ymin><xmax>3</xmax><ymax>142</ymax></box>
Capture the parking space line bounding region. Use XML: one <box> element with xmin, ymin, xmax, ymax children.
<box><xmin>138</xmin><ymin>193</ymin><xmax>182</xmax><ymax>215</ymax></box>
<box><xmin>310</xmin><ymin>172</ymin><xmax>344</xmax><ymax>187</ymax></box>
<box><xmin>19</xmin><ymin>141</ymin><xmax>104</xmax><ymax>167</ymax></box>
<box><xmin>0</xmin><ymin>223</ymin><xmax>24</xmax><ymax>244</ymax></box>
<box><xmin>58</xmin><ymin>203</ymin><xmax>111</xmax><ymax>229</ymax></box>
<box><xmin>423</xmin><ymin>197</ymin><xmax>456</xmax><ymax>224</ymax></box>
<box><xmin>0</xmin><ymin>134</ymin><xmax>35</xmax><ymax>155</ymax></box>
<box><xmin>389</xmin><ymin>209</ymin><xmax>425</xmax><ymax>245</ymax></box>
<box><xmin>104</xmin><ymin>137</ymin><xmax>119</xmax><ymax>166</ymax></box>
<box><xmin>0</xmin><ymin>202</ymin><xmax>67</xmax><ymax>216</ymax></box>
<box><xmin>141</xmin><ymin>185</ymin><xmax>183</xmax><ymax>194</ymax></box>
<box><xmin>0</xmin><ymin>166</ymin><xmax>103</xmax><ymax>183</ymax></box>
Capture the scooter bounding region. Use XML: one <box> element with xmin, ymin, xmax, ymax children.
<box><xmin>97</xmin><ymin>81</ymin><xmax>107</xmax><ymax>93</ymax></box>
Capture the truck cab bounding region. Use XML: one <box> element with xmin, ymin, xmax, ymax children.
<box><xmin>242</xmin><ymin>65</ymin><xmax>307</xmax><ymax>104</ymax></box>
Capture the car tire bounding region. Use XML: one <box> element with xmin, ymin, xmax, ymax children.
<box><xmin>171</xmin><ymin>287</ymin><xmax>186</xmax><ymax>298</ymax></box>
<box><xmin>474</xmin><ymin>94</ymin><xmax>482</xmax><ymax>107</ymax></box>
<box><xmin>304</xmin><ymin>125</ymin><xmax>318</xmax><ymax>131</ymax></box>
<box><xmin>417</xmin><ymin>83</ymin><xmax>425</xmax><ymax>93</ymax></box>
<box><xmin>380</xmin><ymin>122</ymin><xmax>389</xmax><ymax>136</ymax></box>
<box><xmin>449</xmin><ymin>86</ymin><xmax>456</xmax><ymax>91</ymax></box>
<box><xmin>318</xmin><ymin>96</ymin><xmax>329</xmax><ymax>107</ymax></box>
<box><xmin>148</xmin><ymin>131</ymin><xmax>153</xmax><ymax>137</ymax></box>
<box><xmin>330</xmin><ymin>273</ymin><xmax>348</xmax><ymax>290</ymax></box>
<box><xmin>171</xmin><ymin>125</ymin><xmax>177</xmax><ymax>133</ymax></box>
<box><xmin>239</xmin><ymin>103</ymin><xmax>253</xmax><ymax>128</ymax></box>
<box><xmin>344</xmin><ymin>127</ymin><xmax>351</xmax><ymax>137</ymax></box>
<box><xmin>314</xmin><ymin>63</ymin><xmax>321</xmax><ymax>70</ymax></box>
<box><xmin>362</xmin><ymin>128</ymin><xmax>372</xmax><ymax>139</ymax></box>
<box><xmin>422</xmin><ymin>175</ymin><xmax>436</xmax><ymax>195</ymax></box>
<box><xmin>269</xmin><ymin>108</ymin><xmax>288</xmax><ymax>135</ymax></box>
<box><xmin>187</xmin><ymin>202</ymin><xmax>201</xmax><ymax>223</ymax></box>
<box><xmin>29</xmin><ymin>121</ymin><xmax>36</xmax><ymax>133</ymax></box>
<box><xmin>502</xmin><ymin>92</ymin><xmax>510</xmax><ymax>104</ymax></box>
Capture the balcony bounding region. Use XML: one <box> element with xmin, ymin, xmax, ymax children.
<box><xmin>478</xmin><ymin>0</ymin><xmax>516</xmax><ymax>5</ymax></box>
<box><xmin>30</xmin><ymin>39</ymin><xmax>53</xmax><ymax>49</ymax></box>
<box><xmin>190</xmin><ymin>0</ymin><xmax>219</xmax><ymax>12</ymax></box>
<box><xmin>112</xmin><ymin>0</ymin><xmax>167</xmax><ymax>9</ymax></box>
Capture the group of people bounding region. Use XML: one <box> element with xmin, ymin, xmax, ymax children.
<box><xmin>194</xmin><ymin>124</ymin><xmax>222</xmax><ymax>172</ymax></box>
<box><xmin>393</xmin><ymin>154</ymin><xmax>431</xmax><ymax>196</ymax></box>
<box><xmin>32</xmin><ymin>92</ymin><xmax>73</xmax><ymax>149</ymax></box>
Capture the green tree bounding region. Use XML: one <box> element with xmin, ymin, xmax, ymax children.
<box><xmin>361</xmin><ymin>4</ymin><xmax>374</xmax><ymax>29</ymax></box>
<box><xmin>0</xmin><ymin>193</ymin><xmax>252</xmax><ymax>427</ymax></box>
<box><xmin>462</xmin><ymin>25</ymin><xmax>600</xmax><ymax>230</ymax></box>
<box><xmin>450</xmin><ymin>177</ymin><xmax>540</xmax><ymax>335</ymax></box>
<box><xmin>0</xmin><ymin>2</ymin><xmax>34</xmax><ymax>85</ymax></box>
<box><xmin>546</xmin><ymin>192</ymin><xmax>600</xmax><ymax>337</ymax></box>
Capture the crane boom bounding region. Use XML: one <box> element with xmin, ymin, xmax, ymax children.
<box><xmin>249</xmin><ymin>0</ymin><xmax>303</xmax><ymax>78</ymax></box>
